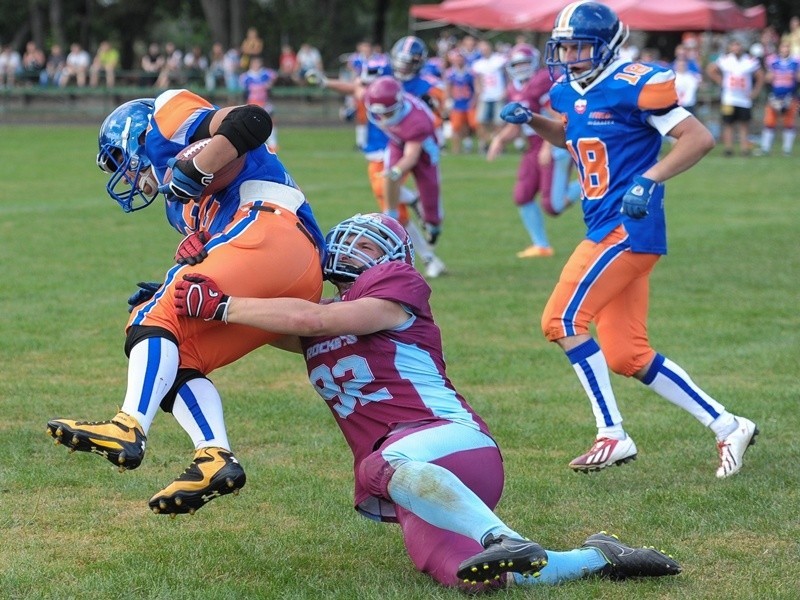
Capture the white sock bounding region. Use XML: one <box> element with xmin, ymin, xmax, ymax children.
<box><xmin>641</xmin><ymin>353</ymin><xmax>733</xmax><ymax>438</ymax></box>
<box><xmin>760</xmin><ymin>128</ymin><xmax>774</xmax><ymax>153</ymax></box>
<box><xmin>566</xmin><ymin>339</ymin><xmax>624</xmax><ymax>433</ymax></box>
<box><xmin>406</xmin><ymin>220</ymin><xmax>435</xmax><ymax>263</ymax></box>
<box><xmin>782</xmin><ymin>130</ymin><xmax>795</xmax><ymax>154</ymax></box>
<box><xmin>172</xmin><ymin>377</ymin><xmax>231</xmax><ymax>450</ymax></box>
<box><xmin>121</xmin><ymin>337</ymin><xmax>179</xmax><ymax>433</ymax></box>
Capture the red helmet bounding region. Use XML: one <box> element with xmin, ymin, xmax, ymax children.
<box><xmin>324</xmin><ymin>213</ymin><xmax>415</xmax><ymax>283</ymax></box>
<box><xmin>506</xmin><ymin>44</ymin><xmax>541</xmax><ymax>83</ymax></box>
<box><xmin>363</xmin><ymin>76</ymin><xmax>409</xmax><ymax>126</ymax></box>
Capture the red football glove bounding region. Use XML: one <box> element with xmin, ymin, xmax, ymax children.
<box><xmin>175</xmin><ymin>231</ymin><xmax>210</xmax><ymax>265</ymax></box>
<box><xmin>174</xmin><ymin>274</ymin><xmax>230</xmax><ymax>322</ymax></box>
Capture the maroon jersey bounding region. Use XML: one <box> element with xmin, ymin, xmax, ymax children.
<box><xmin>506</xmin><ymin>69</ymin><xmax>552</xmax><ymax>140</ymax></box>
<box><xmin>300</xmin><ymin>262</ymin><xmax>490</xmax><ymax>508</ymax></box>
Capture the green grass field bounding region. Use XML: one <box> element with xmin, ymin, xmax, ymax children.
<box><xmin>1</xmin><ymin>125</ymin><xmax>798</xmax><ymax>599</ymax></box>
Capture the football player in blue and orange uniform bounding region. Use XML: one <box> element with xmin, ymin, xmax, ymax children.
<box><xmin>174</xmin><ymin>212</ymin><xmax>682</xmax><ymax>591</ymax></box>
<box><xmin>47</xmin><ymin>89</ymin><xmax>326</xmax><ymax>514</ymax></box>
<box><xmin>758</xmin><ymin>40</ymin><xmax>800</xmax><ymax>155</ymax></box>
<box><xmin>501</xmin><ymin>1</ymin><xmax>758</xmax><ymax>478</ymax></box>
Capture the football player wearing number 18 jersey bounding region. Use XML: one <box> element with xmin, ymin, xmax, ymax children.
<box><xmin>501</xmin><ymin>1</ymin><xmax>758</xmax><ymax>478</ymax></box>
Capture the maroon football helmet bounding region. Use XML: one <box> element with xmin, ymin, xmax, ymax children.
<box><xmin>363</xmin><ymin>76</ymin><xmax>409</xmax><ymax>126</ymax></box>
<box><xmin>324</xmin><ymin>213</ymin><xmax>415</xmax><ymax>283</ymax></box>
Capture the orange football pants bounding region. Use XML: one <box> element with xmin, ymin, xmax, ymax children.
<box><xmin>541</xmin><ymin>226</ymin><xmax>660</xmax><ymax>376</ymax></box>
<box><xmin>127</xmin><ymin>202</ymin><xmax>323</xmax><ymax>375</ymax></box>
<box><xmin>367</xmin><ymin>159</ymin><xmax>410</xmax><ymax>223</ymax></box>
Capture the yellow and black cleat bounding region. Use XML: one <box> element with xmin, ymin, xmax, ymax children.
<box><xmin>46</xmin><ymin>411</ymin><xmax>146</xmax><ymax>470</ymax></box>
<box><xmin>148</xmin><ymin>447</ymin><xmax>246</xmax><ymax>516</ymax></box>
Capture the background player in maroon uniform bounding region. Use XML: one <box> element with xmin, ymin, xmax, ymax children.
<box><xmin>174</xmin><ymin>212</ymin><xmax>682</xmax><ymax>591</ymax></box>
<box><xmin>487</xmin><ymin>44</ymin><xmax>557</xmax><ymax>258</ymax></box>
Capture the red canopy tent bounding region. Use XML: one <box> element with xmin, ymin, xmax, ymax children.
<box><xmin>410</xmin><ymin>0</ymin><xmax>767</xmax><ymax>32</ymax></box>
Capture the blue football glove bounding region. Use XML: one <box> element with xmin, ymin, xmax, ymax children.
<box><xmin>158</xmin><ymin>157</ymin><xmax>213</xmax><ymax>204</ymax></box>
<box><xmin>621</xmin><ymin>176</ymin><xmax>657</xmax><ymax>219</ymax></box>
<box><xmin>384</xmin><ymin>208</ymin><xmax>399</xmax><ymax>220</ymax></box>
<box><xmin>128</xmin><ymin>281</ymin><xmax>162</xmax><ymax>312</ymax></box>
<box><xmin>500</xmin><ymin>102</ymin><xmax>533</xmax><ymax>125</ymax></box>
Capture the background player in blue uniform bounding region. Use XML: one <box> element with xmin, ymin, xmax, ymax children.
<box><xmin>501</xmin><ymin>1</ymin><xmax>758</xmax><ymax>478</ymax></box>
<box><xmin>174</xmin><ymin>212</ymin><xmax>682</xmax><ymax>592</ymax></box>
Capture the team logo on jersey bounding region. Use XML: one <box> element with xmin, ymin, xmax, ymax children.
<box><xmin>588</xmin><ymin>110</ymin><xmax>615</xmax><ymax>126</ymax></box>
<box><xmin>574</xmin><ymin>99</ymin><xmax>587</xmax><ymax>114</ymax></box>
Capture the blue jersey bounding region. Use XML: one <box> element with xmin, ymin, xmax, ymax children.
<box><xmin>145</xmin><ymin>89</ymin><xmax>326</xmax><ymax>256</ymax></box>
<box><xmin>550</xmin><ymin>61</ymin><xmax>688</xmax><ymax>254</ymax></box>
<box><xmin>766</xmin><ymin>55</ymin><xmax>800</xmax><ymax>98</ymax></box>
<box><xmin>445</xmin><ymin>67</ymin><xmax>476</xmax><ymax>111</ymax></box>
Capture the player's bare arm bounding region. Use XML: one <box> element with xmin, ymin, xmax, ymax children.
<box><xmin>528</xmin><ymin>112</ymin><xmax>567</xmax><ymax>147</ymax></box>
<box><xmin>397</xmin><ymin>140</ymin><xmax>423</xmax><ymax>173</ymax></box>
<box><xmin>642</xmin><ymin>116</ymin><xmax>715</xmax><ymax>182</ymax></box>
<box><xmin>486</xmin><ymin>123</ymin><xmax>520</xmax><ymax>161</ymax></box>
<box><xmin>227</xmin><ymin>296</ymin><xmax>409</xmax><ymax>337</ymax></box>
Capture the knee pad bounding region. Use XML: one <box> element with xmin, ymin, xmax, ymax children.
<box><xmin>357</xmin><ymin>450</ymin><xmax>397</xmax><ymax>501</ymax></box>
<box><xmin>159</xmin><ymin>368</ymin><xmax>208</xmax><ymax>413</ymax></box>
<box><xmin>124</xmin><ymin>325</ymin><xmax>178</xmax><ymax>357</ymax></box>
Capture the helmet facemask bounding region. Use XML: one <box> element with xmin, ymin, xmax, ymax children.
<box><xmin>97</xmin><ymin>98</ymin><xmax>157</xmax><ymax>212</ymax></box>
<box><xmin>324</xmin><ymin>214</ymin><xmax>414</xmax><ymax>285</ymax></box>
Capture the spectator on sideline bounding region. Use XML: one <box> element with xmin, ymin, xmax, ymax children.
<box><xmin>223</xmin><ymin>46</ymin><xmax>241</xmax><ymax>93</ymax></box>
<box><xmin>184</xmin><ymin>45</ymin><xmax>209</xmax><ymax>85</ymax></box>
<box><xmin>278</xmin><ymin>44</ymin><xmax>298</xmax><ymax>85</ymax></box>
<box><xmin>41</xmin><ymin>44</ymin><xmax>66</xmax><ymax>86</ymax></box>
<box><xmin>706</xmin><ymin>36</ymin><xmax>764</xmax><ymax>156</ymax></box>
<box><xmin>757</xmin><ymin>40</ymin><xmax>800</xmax><ymax>156</ymax></box>
<box><xmin>21</xmin><ymin>41</ymin><xmax>46</xmax><ymax>85</ymax></box>
<box><xmin>673</xmin><ymin>57</ymin><xmax>701</xmax><ymax>115</ymax></box>
<box><xmin>0</xmin><ymin>44</ymin><xmax>21</xmax><ymax>88</ymax></box>
<box><xmin>296</xmin><ymin>42</ymin><xmax>324</xmax><ymax>83</ymax></box>
<box><xmin>240</xmin><ymin>56</ymin><xmax>279</xmax><ymax>150</ymax></box>
<box><xmin>205</xmin><ymin>42</ymin><xmax>226</xmax><ymax>91</ymax></box>
<box><xmin>155</xmin><ymin>41</ymin><xmax>184</xmax><ymax>88</ymax></box>
<box><xmin>89</xmin><ymin>40</ymin><xmax>119</xmax><ymax>88</ymax></box>
<box><xmin>444</xmin><ymin>49</ymin><xmax>477</xmax><ymax>154</ymax></box>
<box><xmin>239</xmin><ymin>27</ymin><xmax>263</xmax><ymax>70</ymax></box>
<box><xmin>60</xmin><ymin>43</ymin><xmax>91</xmax><ymax>87</ymax></box>
<box><xmin>140</xmin><ymin>42</ymin><xmax>165</xmax><ymax>86</ymax></box>
<box><xmin>471</xmin><ymin>40</ymin><xmax>507</xmax><ymax>153</ymax></box>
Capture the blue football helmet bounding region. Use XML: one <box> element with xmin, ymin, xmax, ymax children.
<box><xmin>96</xmin><ymin>98</ymin><xmax>157</xmax><ymax>212</ymax></box>
<box><xmin>544</xmin><ymin>1</ymin><xmax>629</xmax><ymax>84</ymax></box>
<box><xmin>359</xmin><ymin>55</ymin><xmax>392</xmax><ymax>84</ymax></box>
<box><xmin>390</xmin><ymin>36</ymin><xmax>428</xmax><ymax>81</ymax></box>
<box><xmin>324</xmin><ymin>213</ymin><xmax>414</xmax><ymax>283</ymax></box>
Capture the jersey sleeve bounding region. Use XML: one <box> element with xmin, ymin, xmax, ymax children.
<box><xmin>637</xmin><ymin>68</ymin><xmax>680</xmax><ymax>113</ymax></box>
<box><xmin>637</xmin><ymin>67</ymin><xmax>689</xmax><ymax>136</ymax></box>
<box><xmin>346</xmin><ymin>262</ymin><xmax>432</xmax><ymax>317</ymax></box>
<box><xmin>152</xmin><ymin>89</ymin><xmax>215</xmax><ymax>144</ymax></box>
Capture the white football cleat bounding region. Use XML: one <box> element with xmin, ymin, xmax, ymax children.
<box><xmin>424</xmin><ymin>256</ymin><xmax>447</xmax><ymax>279</ymax></box>
<box><xmin>716</xmin><ymin>417</ymin><xmax>758</xmax><ymax>478</ymax></box>
<box><xmin>569</xmin><ymin>436</ymin><xmax>637</xmax><ymax>472</ymax></box>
